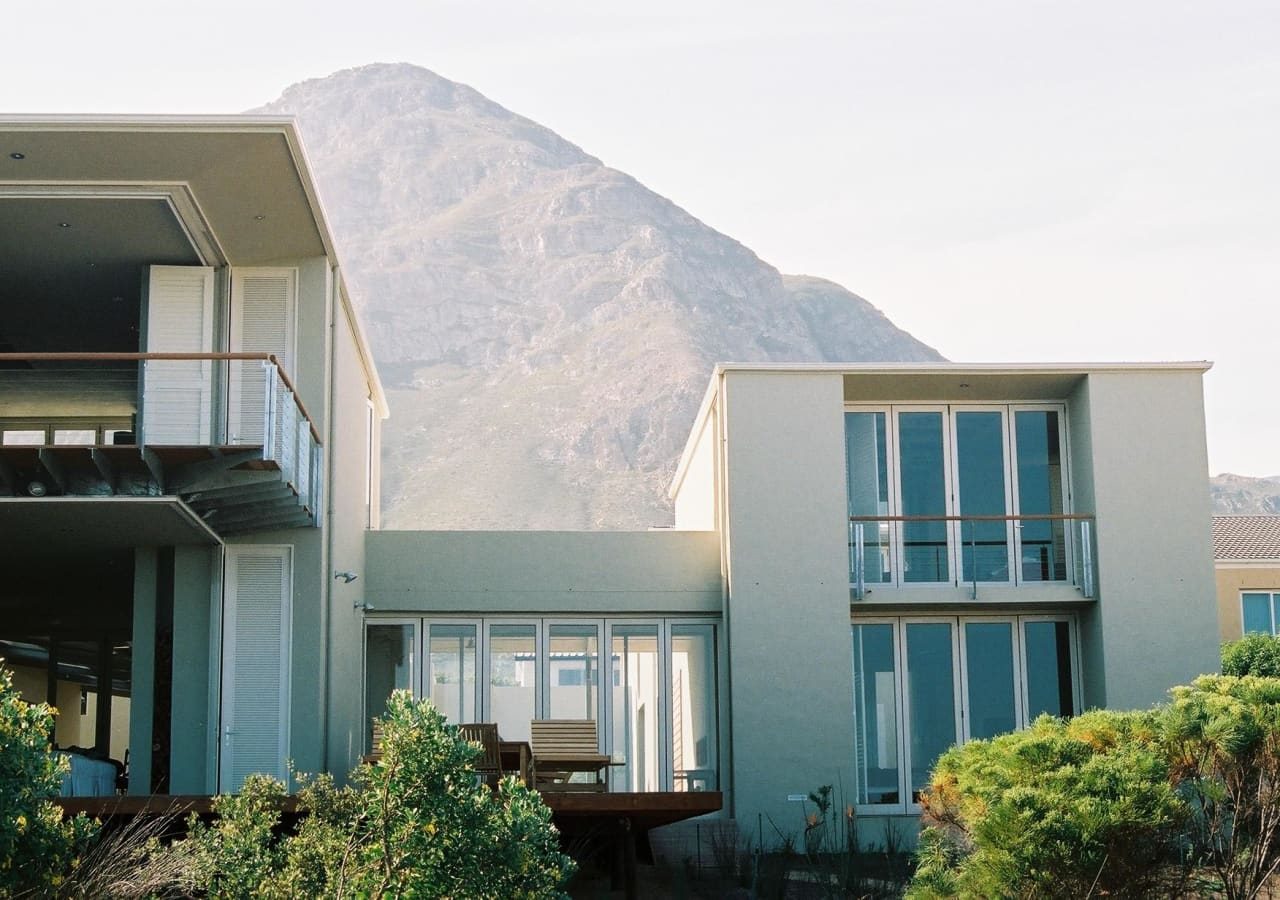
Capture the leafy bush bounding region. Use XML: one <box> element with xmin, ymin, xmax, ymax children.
<box><xmin>155</xmin><ymin>690</ymin><xmax>574</xmax><ymax>898</ymax></box>
<box><xmin>0</xmin><ymin>664</ymin><xmax>98</xmax><ymax>896</ymax></box>
<box><xmin>909</xmin><ymin>710</ymin><xmax>1190</xmax><ymax>899</ymax></box>
<box><xmin>1222</xmin><ymin>633</ymin><xmax>1280</xmax><ymax>676</ymax></box>
<box><xmin>1164</xmin><ymin>674</ymin><xmax>1280</xmax><ymax>899</ymax></box>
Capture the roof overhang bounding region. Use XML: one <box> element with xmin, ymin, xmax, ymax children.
<box><xmin>0</xmin><ymin>115</ymin><xmax>387</xmax><ymax>413</ymax></box>
<box><xmin>0</xmin><ymin>496</ymin><xmax>221</xmax><ymax>552</ymax></box>
<box><xmin>668</xmin><ymin>361</ymin><xmax>1215</xmax><ymax>497</ymax></box>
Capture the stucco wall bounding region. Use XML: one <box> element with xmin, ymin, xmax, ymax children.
<box><xmin>365</xmin><ymin>530</ymin><xmax>723</xmax><ymax>614</ymax></box>
<box><xmin>673</xmin><ymin>401</ymin><xmax>718</xmax><ymax>532</ymax></box>
<box><xmin>718</xmin><ymin>370</ymin><xmax>856</xmax><ymax>829</ymax></box>
<box><xmin>1084</xmin><ymin>371</ymin><xmax>1219</xmax><ymax>708</ymax></box>
<box><xmin>1216</xmin><ymin>565</ymin><xmax>1280</xmax><ymax>643</ymax></box>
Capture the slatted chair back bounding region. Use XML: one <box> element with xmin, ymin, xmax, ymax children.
<box><xmin>531</xmin><ymin>719</ymin><xmax>600</xmax><ymax>757</ymax></box>
<box><xmin>458</xmin><ymin>723</ymin><xmax>503</xmax><ymax>780</ymax></box>
<box><xmin>364</xmin><ymin>719</ymin><xmax>385</xmax><ymax>764</ymax></box>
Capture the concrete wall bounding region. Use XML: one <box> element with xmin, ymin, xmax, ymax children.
<box><xmin>1084</xmin><ymin>371</ymin><xmax>1219</xmax><ymax>708</ymax></box>
<box><xmin>673</xmin><ymin>401</ymin><xmax>718</xmax><ymax>532</ymax></box>
<box><xmin>322</xmin><ymin>289</ymin><xmax>379</xmax><ymax>774</ymax></box>
<box><xmin>1216</xmin><ymin>565</ymin><xmax>1280</xmax><ymax>642</ymax></box>
<box><xmin>365</xmin><ymin>530</ymin><xmax>723</xmax><ymax>614</ymax></box>
<box><xmin>718</xmin><ymin>370</ymin><xmax>857</xmax><ymax>829</ymax></box>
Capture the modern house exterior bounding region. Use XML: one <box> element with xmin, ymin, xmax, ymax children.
<box><xmin>0</xmin><ymin>116</ymin><xmax>386</xmax><ymax>797</ymax></box>
<box><xmin>0</xmin><ymin>117</ymin><xmax>1223</xmax><ymax>850</ymax></box>
<box><xmin>1213</xmin><ymin>515</ymin><xmax>1280</xmax><ymax>642</ymax></box>
<box><xmin>360</xmin><ymin>362</ymin><xmax>1221</xmax><ymax>843</ymax></box>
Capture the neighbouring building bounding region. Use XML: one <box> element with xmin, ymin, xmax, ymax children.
<box><xmin>1213</xmin><ymin>515</ymin><xmax>1280</xmax><ymax>642</ymax></box>
<box><xmin>0</xmin><ymin>117</ymin><xmax>1223</xmax><ymax>850</ymax></box>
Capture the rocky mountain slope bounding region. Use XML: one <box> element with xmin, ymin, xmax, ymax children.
<box><xmin>1212</xmin><ymin>474</ymin><xmax>1280</xmax><ymax>516</ymax></box>
<box><xmin>254</xmin><ymin>63</ymin><xmax>942</xmax><ymax>528</ymax></box>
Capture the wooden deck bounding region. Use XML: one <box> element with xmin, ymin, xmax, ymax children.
<box><xmin>55</xmin><ymin>790</ymin><xmax>719</xmax><ymax>831</ymax></box>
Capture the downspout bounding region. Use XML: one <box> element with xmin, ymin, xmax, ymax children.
<box><xmin>319</xmin><ymin>264</ymin><xmax>338</xmax><ymax>773</ymax></box>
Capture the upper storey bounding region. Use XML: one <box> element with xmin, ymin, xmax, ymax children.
<box><xmin>0</xmin><ymin>118</ymin><xmax>385</xmax><ymax>535</ymax></box>
<box><xmin>670</xmin><ymin>362</ymin><xmax>1215</xmax><ymax>608</ymax></box>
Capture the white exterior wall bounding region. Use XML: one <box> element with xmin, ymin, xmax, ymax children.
<box><xmin>1083</xmin><ymin>370</ymin><xmax>1219</xmax><ymax>708</ymax></box>
<box><xmin>718</xmin><ymin>370</ymin><xmax>857</xmax><ymax>830</ymax></box>
<box><xmin>673</xmin><ymin>402</ymin><xmax>718</xmax><ymax>531</ymax></box>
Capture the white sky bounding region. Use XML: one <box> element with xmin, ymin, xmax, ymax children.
<box><xmin>3</xmin><ymin>0</ymin><xmax>1276</xmax><ymax>476</ymax></box>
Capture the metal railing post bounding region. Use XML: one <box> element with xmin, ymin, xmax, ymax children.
<box><xmin>262</xmin><ymin>360</ymin><xmax>278</xmax><ymax>462</ymax></box>
<box><xmin>1080</xmin><ymin>520</ymin><xmax>1094</xmax><ymax>598</ymax></box>
<box><xmin>969</xmin><ymin>519</ymin><xmax>978</xmax><ymax>601</ymax></box>
<box><xmin>853</xmin><ymin>522</ymin><xmax>866</xmax><ymax>600</ymax></box>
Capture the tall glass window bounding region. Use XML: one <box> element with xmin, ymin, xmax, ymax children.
<box><xmin>1023</xmin><ymin>620</ymin><xmax>1075</xmax><ymax>718</ymax></box>
<box><xmin>964</xmin><ymin>622</ymin><xmax>1016</xmax><ymax>739</ymax></box>
<box><xmin>611</xmin><ymin>625</ymin><xmax>660</xmax><ymax>791</ymax></box>
<box><xmin>905</xmin><ymin>623</ymin><xmax>957</xmax><ymax>800</ymax></box>
<box><xmin>488</xmin><ymin>625</ymin><xmax>537</xmax><ymax>743</ymax></box>
<box><xmin>671</xmin><ymin>624</ymin><xmax>718</xmax><ymax>791</ymax></box>
<box><xmin>1015</xmin><ymin>410</ymin><xmax>1067</xmax><ymax>581</ymax></box>
<box><xmin>548</xmin><ymin>624</ymin><xmax>599</xmax><ymax>721</ymax></box>
<box><xmin>428</xmin><ymin>624</ymin><xmax>476</xmax><ymax>724</ymax></box>
<box><xmin>846</xmin><ymin>411</ymin><xmax>892</xmax><ymax>584</ymax></box>
<box><xmin>898</xmin><ymin>412</ymin><xmax>949</xmax><ymax>583</ymax></box>
<box><xmin>955</xmin><ymin>412</ymin><xmax>1010</xmax><ymax>582</ymax></box>
<box><xmin>852</xmin><ymin>623</ymin><xmax>900</xmax><ymax>805</ymax></box>
<box><xmin>365</xmin><ymin>623</ymin><xmax>416</xmax><ymax>747</ymax></box>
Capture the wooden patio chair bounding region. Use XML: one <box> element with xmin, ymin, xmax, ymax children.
<box><xmin>530</xmin><ymin>719</ymin><xmax>610</xmax><ymax>792</ymax></box>
<box><xmin>362</xmin><ymin>719</ymin><xmax>385</xmax><ymax>764</ymax></box>
<box><xmin>458</xmin><ymin>723</ymin><xmax>504</xmax><ymax>786</ymax></box>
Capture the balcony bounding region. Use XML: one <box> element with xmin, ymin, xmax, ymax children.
<box><xmin>849</xmin><ymin>514</ymin><xmax>1096</xmax><ymax>601</ymax></box>
<box><xmin>0</xmin><ymin>352</ymin><xmax>321</xmax><ymax>535</ymax></box>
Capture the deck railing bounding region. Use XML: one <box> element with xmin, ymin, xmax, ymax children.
<box><xmin>0</xmin><ymin>352</ymin><xmax>321</xmax><ymax>513</ymax></box>
<box><xmin>848</xmin><ymin>514</ymin><xmax>1095</xmax><ymax>600</ymax></box>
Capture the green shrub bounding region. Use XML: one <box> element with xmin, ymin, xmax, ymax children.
<box><xmin>0</xmin><ymin>664</ymin><xmax>98</xmax><ymax>895</ymax></box>
<box><xmin>909</xmin><ymin>710</ymin><xmax>1189</xmax><ymax>899</ymax></box>
<box><xmin>160</xmin><ymin>691</ymin><xmax>574</xmax><ymax>898</ymax></box>
<box><xmin>1222</xmin><ymin>633</ymin><xmax>1280</xmax><ymax>676</ymax></box>
<box><xmin>1163</xmin><ymin>674</ymin><xmax>1280</xmax><ymax>899</ymax></box>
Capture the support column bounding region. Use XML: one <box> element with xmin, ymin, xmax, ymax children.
<box><xmin>128</xmin><ymin>548</ymin><xmax>157</xmax><ymax>795</ymax></box>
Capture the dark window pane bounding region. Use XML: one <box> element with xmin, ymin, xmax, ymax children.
<box><xmin>1015</xmin><ymin>411</ymin><xmax>1067</xmax><ymax>581</ymax></box>
<box><xmin>1024</xmin><ymin>621</ymin><xmax>1074</xmax><ymax>718</ymax></box>
<box><xmin>956</xmin><ymin>412</ymin><xmax>1010</xmax><ymax>582</ymax></box>
<box><xmin>965</xmin><ymin>622</ymin><xmax>1017</xmax><ymax>738</ymax></box>
<box><xmin>899</xmin><ymin>413</ymin><xmax>948</xmax><ymax>583</ymax></box>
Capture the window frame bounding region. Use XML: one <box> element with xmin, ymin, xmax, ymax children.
<box><xmin>845</xmin><ymin>401</ymin><xmax>1073</xmax><ymax>591</ymax></box>
<box><xmin>852</xmin><ymin>612</ymin><xmax>1081</xmax><ymax>815</ymax></box>
<box><xmin>362</xmin><ymin>614</ymin><xmax>723</xmax><ymax>792</ymax></box>
<box><xmin>1240</xmin><ymin>592</ymin><xmax>1280</xmax><ymax>635</ymax></box>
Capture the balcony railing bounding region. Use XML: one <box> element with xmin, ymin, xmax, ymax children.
<box><xmin>848</xmin><ymin>514</ymin><xmax>1095</xmax><ymax>601</ymax></box>
<box><xmin>0</xmin><ymin>353</ymin><xmax>322</xmax><ymax>525</ymax></box>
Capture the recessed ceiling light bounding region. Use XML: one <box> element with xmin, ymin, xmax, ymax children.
<box><xmin>958</xmin><ymin>383</ymin><xmax>970</xmax><ymax>389</ymax></box>
<box><xmin>253</xmin><ymin>214</ymin><xmax>266</xmax><ymax>221</ymax></box>
<box><xmin>9</xmin><ymin>152</ymin><xmax>24</xmax><ymax>160</ymax></box>
<box><xmin>58</xmin><ymin>222</ymin><xmax>71</xmax><ymax>228</ymax></box>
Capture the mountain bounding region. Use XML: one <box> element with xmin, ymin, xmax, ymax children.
<box><xmin>253</xmin><ymin>63</ymin><xmax>942</xmax><ymax>529</ymax></box>
<box><xmin>1212</xmin><ymin>474</ymin><xmax>1280</xmax><ymax>516</ymax></box>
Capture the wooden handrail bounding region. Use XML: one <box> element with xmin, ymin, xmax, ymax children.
<box><xmin>849</xmin><ymin>514</ymin><xmax>1093</xmax><ymax>522</ymax></box>
<box><xmin>0</xmin><ymin>352</ymin><xmax>321</xmax><ymax>445</ymax></box>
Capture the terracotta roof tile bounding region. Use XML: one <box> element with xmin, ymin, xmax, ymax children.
<box><xmin>1214</xmin><ymin>516</ymin><xmax>1280</xmax><ymax>561</ymax></box>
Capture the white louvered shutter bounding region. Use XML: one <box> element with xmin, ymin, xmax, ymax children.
<box><xmin>219</xmin><ymin>546</ymin><xmax>292</xmax><ymax>792</ymax></box>
<box><xmin>141</xmin><ymin>266</ymin><xmax>215</xmax><ymax>445</ymax></box>
<box><xmin>228</xmin><ymin>268</ymin><xmax>296</xmax><ymax>445</ymax></box>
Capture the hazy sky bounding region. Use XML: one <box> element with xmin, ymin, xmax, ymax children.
<box><xmin>3</xmin><ymin>1</ymin><xmax>1277</xmax><ymax>476</ymax></box>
